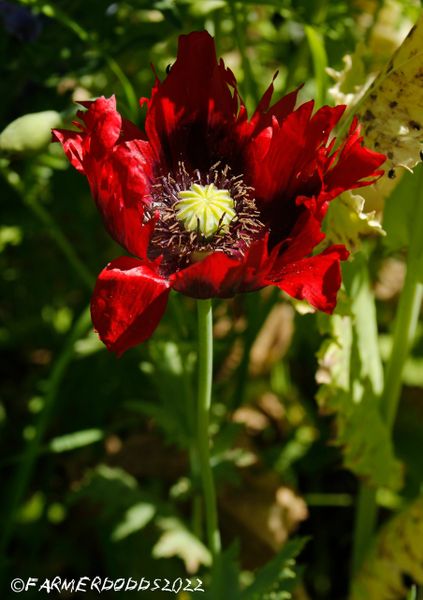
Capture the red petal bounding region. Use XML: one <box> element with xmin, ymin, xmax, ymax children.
<box><xmin>91</xmin><ymin>257</ymin><xmax>170</xmax><ymax>356</ymax></box>
<box><xmin>51</xmin><ymin>129</ymin><xmax>84</xmax><ymax>172</ymax></box>
<box><xmin>275</xmin><ymin>206</ymin><xmax>326</xmax><ymax>265</ymax></box>
<box><xmin>270</xmin><ymin>245</ymin><xmax>349</xmax><ymax>313</ymax></box>
<box><xmin>250</xmin><ymin>103</ymin><xmax>346</xmax><ymax>202</ymax></box>
<box><xmin>53</xmin><ymin>97</ymin><xmax>155</xmax><ymax>258</ymax></box>
<box><xmin>144</xmin><ymin>31</ymin><xmax>239</xmax><ymax>170</ymax></box>
<box><xmin>77</xmin><ymin>96</ymin><xmax>122</xmax><ymax>157</ymax></box>
<box><xmin>170</xmin><ymin>236</ymin><xmax>272</xmax><ymax>299</ymax></box>
<box><xmin>321</xmin><ymin>119</ymin><xmax>385</xmax><ymax>201</ymax></box>
<box><xmin>250</xmin><ymin>81</ymin><xmax>301</xmax><ymax>134</ymax></box>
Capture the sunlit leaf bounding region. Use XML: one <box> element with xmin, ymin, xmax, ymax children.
<box><xmin>327</xmin><ymin>45</ymin><xmax>369</xmax><ymax>107</ymax></box>
<box><xmin>322</xmin><ymin>191</ymin><xmax>385</xmax><ymax>253</ymax></box>
<box><xmin>316</xmin><ymin>255</ymin><xmax>402</xmax><ymax>489</ymax></box>
<box><xmin>153</xmin><ymin>517</ymin><xmax>211</xmax><ymax>573</ymax></box>
<box><xmin>48</xmin><ymin>429</ymin><xmax>104</xmax><ymax>453</ymax></box>
<box><xmin>0</xmin><ymin>111</ymin><xmax>62</xmax><ymax>156</ymax></box>
<box><xmin>304</xmin><ymin>25</ymin><xmax>328</xmax><ymax>108</ymax></box>
<box><xmin>111</xmin><ymin>502</ymin><xmax>156</xmax><ymax>541</ymax></box>
<box><xmin>356</xmin><ymin>14</ymin><xmax>423</xmax><ymax>172</ymax></box>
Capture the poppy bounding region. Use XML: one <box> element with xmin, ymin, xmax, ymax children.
<box><xmin>53</xmin><ymin>31</ymin><xmax>385</xmax><ymax>355</ymax></box>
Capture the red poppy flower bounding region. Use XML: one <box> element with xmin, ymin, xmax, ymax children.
<box><xmin>53</xmin><ymin>31</ymin><xmax>385</xmax><ymax>356</ymax></box>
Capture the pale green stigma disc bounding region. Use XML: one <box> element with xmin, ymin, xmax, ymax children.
<box><xmin>175</xmin><ymin>183</ymin><xmax>236</xmax><ymax>238</ymax></box>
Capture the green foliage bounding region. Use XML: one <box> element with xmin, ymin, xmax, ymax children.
<box><xmin>316</xmin><ymin>255</ymin><xmax>402</xmax><ymax>490</ymax></box>
<box><xmin>351</xmin><ymin>496</ymin><xmax>423</xmax><ymax>600</ymax></box>
<box><xmin>0</xmin><ymin>111</ymin><xmax>62</xmax><ymax>156</ymax></box>
<box><xmin>383</xmin><ymin>163</ymin><xmax>423</xmax><ymax>283</ymax></box>
<box><xmin>1</xmin><ymin>2</ymin><xmax>423</xmax><ymax>600</ymax></box>
<box><xmin>205</xmin><ymin>538</ymin><xmax>308</xmax><ymax>600</ymax></box>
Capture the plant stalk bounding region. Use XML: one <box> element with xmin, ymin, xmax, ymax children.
<box><xmin>196</xmin><ymin>299</ymin><xmax>221</xmax><ymax>560</ymax></box>
<box><xmin>351</xmin><ymin>176</ymin><xmax>423</xmax><ymax>574</ymax></box>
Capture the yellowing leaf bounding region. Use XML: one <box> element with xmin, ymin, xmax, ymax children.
<box><xmin>351</xmin><ymin>495</ymin><xmax>423</xmax><ymax>600</ymax></box>
<box><xmin>327</xmin><ymin>45</ymin><xmax>370</xmax><ymax>107</ymax></box>
<box><xmin>356</xmin><ymin>13</ymin><xmax>423</xmax><ymax>172</ymax></box>
<box><xmin>323</xmin><ymin>191</ymin><xmax>385</xmax><ymax>252</ymax></box>
<box><xmin>153</xmin><ymin>517</ymin><xmax>211</xmax><ymax>574</ymax></box>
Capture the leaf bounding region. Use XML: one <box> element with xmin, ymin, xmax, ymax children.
<box><xmin>327</xmin><ymin>45</ymin><xmax>369</xmax><ymax>107</ymax></box>
<box><xmin>316</xmin><ymin>255</ymin><xmax>403</xmax><ymax>489</ymax></box>
<box><xmin>111</xmin><ymin>502</ymin><xmax>156</xmax><ymax>541</ymax></box>
<box><xmin>152</xmin><ymin>517</ymin><xmax>211</xmax><ymax>574</ymax></box>
<box><xmin>304</xmin><ymin>25</ymin><xmax>328</xmax><ymax>108</ymax></box>
<box><xmin>351</xmin><ymin>495</ymin><xmax>423</xmax><ymax>599</ymax></box>
<box><xmin>322</xmin><ymin>191</ymin><xmax>385</xmax><ymax>253</ymax></box>
<box><xmin>383</xmin><ymin>162</ymin><xmax>422</xmax><ymax>252</ymax></box>
<box><xmin>142</xmin><ymin>341</ymin><xmax>196</xmax><ymax>446</ymax></box>
<box><xmin>241</xmin><ymin>537</ymin><xmax>308</xmax><ymax>600</ymax></box>
<box><xmin>0</xmin><ymin>111</ymin><xmax>62</xmax><ymax>156</ymax></box>
<box><xmin>47</xmin><ymin>429</ymin><xmax>103</xmax><ymax>453</ymax></box>
<box><xmin>383</xmin><ymin>162</ymin><xmax>423</xmax><ymax>282</ymax></box>
<box><xmin>203</xmin><ymin>543</ymin><xmax>242</xmax><ymax>600</ymax></box>
<box><xmin>356</xmin><ymin>14</ymin><xmax>423</xmax><ymax>172</ymax></box>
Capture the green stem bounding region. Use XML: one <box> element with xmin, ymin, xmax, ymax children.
<box><xmin>351</xmin><ymin>176</ymin><xmax>423</xmax><ymax>574</ymax></box>
<box><xmin>30</xmin><ymin>0</ymin><xmax>138</xmax><ymax>120</ymax></box>
<box><xmin>352</xmin><ymin>273</ymin><xmax>423</xmax><ymax>574</ymax></box>
<box><xmin>351</xmin><ymin>486</ymin><xmax>378</xmax><ymax>573</ymax></box>
<box><xmin>0</xmin><ymin>164</ymin><xmax>94</xmax><ymax>292</ymax></box>
<box><xmin>228</xmin><ymin>0</ymin><xmax>258</xmax><ymax>108</ymax></box>
<box><xmin>196</xmin><ymin>299</ymin><xmax>221</xmax><ymax>560</ymax></box>
<box><xmin>25</xmin><ymin>195</ymin><xmax>94</xmax><ymax>292</ymax></box>
<box><xmin>381</xmin><ymin>271</ymin><xmax>423</xmax><ymax>429</ymax></box>
<box><xmin>0</xmin><ymin>306</ymin><xmax>92</xmax><ymax>580</ymax></box>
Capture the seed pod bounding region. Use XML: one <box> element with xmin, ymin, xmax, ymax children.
<box><xmin>0</xmin><ymin>110</ymin><xmax>62</xmax><ymax>156</ymax></box>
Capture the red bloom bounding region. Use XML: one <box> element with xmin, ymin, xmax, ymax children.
<box><xmin>53</xmin><ymin>31</ymin><xmax>385</xmax><ymax>356</ymax></box>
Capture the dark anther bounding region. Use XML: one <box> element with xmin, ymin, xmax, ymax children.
<box><xmin>388</xmin><ymin>168</ymin><xmax>396</xmax><ymax>179</ymax></box>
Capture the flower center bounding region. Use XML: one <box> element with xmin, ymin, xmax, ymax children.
<box><xmin>175</xmin><ymin>183</ymin><xmax>236</xmax><ymax>238</ymax></box>
<box><xmin>146</xmin><ymin>162</ymin><xmax>265</xmax><ymax>273</ymax></box>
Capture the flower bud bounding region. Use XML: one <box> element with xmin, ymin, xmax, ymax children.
<box><xmin>0</xmin><ymin>110</ymin><xmax>62</xmax><ymax>156</ymax></box>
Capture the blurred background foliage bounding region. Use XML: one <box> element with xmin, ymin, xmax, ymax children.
<box><xmin>1</xmin><ymin>0</ymin><xmax>423</xmax><ymax>598</ymax></box>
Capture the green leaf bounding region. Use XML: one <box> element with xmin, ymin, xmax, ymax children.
<box><xmin>111</xmin><ymin>502</ymin><xmax>156</xmax><ymax>541</ymax></box>
<box><xmin>0</xmin><ymin>111</ymin><xmax>62</xmax><ymax>156</ymax></box>
<box><xmin>356</xmin><ymin>13</ymin><xmax>423</xmax><ymax>173</ymax></box>
<box><xmin>205</xmin><ymin>543</ymin><xmax>242</xmax><ymax>600</ymax></box>
<box><xmin>383</xmin><ymin>164</ymin><xmax>423</xmax><ymax>252</ymax></box>
<box><xmin>383</xmin><ymin>163</ymin><xmax>423</xmax><ymax>283</ymax></box>
<box><xmin>351</xmin><ymin>495</ymin><xmax>423</xmax><ymax>599</ymax></box>
<box><xmin>138</xmin><ymin>341</ymin><xmax>195</xmax><ymax>447</ymax></box>
<box><xmin>407</xmin><ymin>586</ymin><xmax>418</xmax><ymax>600</ymax></box>
<box><xmin>47</xmin><ymin>429</ymin><xmax>103</xmax><ymax>453</ymax></box>
<box><xmin>304</xmin><ymin>25</ymin><xmax>328</xmax><ymax>108</ymax></box>
<box><xmin>241</xmin><ymin>537</ymin><xmax>308</xmax><ymax>600</ymax></box>
<box><xmin>316</xmin><ymin>255</ymin><xmax>402</xmax><ymax>489</ymax></box>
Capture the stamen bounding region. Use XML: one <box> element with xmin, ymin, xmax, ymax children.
<box><xmin>146</xmin><ymin>162</ymin><xmax>264</xmax><ymax>273</ymax></box>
